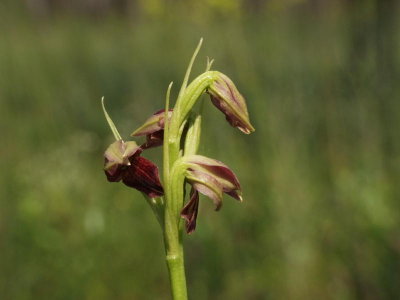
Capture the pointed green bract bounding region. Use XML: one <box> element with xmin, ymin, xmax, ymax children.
<box><xmin>177</xmin><ymin>38</ymin><xmax>203</xmax><ymax>102</ymax></box>
<box><xmin>102</xmin><ymin>97</ymin><xmax>122</xmax><ymax>141</ymax></box>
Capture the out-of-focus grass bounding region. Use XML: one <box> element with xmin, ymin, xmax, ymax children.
<box><xmin>1</xmin><ymin>5</ymin><xmax>400</xmax><ymax>300</ymax></box>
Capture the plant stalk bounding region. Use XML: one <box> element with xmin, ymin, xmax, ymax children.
<box><xmin>164</xmin><ymin>225</ymin><xmax>187</xmax><ymax>300</ymax></box>
<box><xmin>163</xmin><ymin>80</ymin><xmax>188</xmax><ymax>299</ymax></box>
<box><xmin>163</xmin><ymin>162</ymin><xmax>188</xmax><ymax>299</ymax></box>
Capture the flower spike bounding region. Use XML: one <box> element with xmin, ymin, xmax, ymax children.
<box><xmin>101</xmin><ymin>41</ymin><xmax>254</xmax><ymax>298</ymax></box>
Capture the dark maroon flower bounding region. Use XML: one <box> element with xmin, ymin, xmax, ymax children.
<box><xmin>180</xmin><ymin>155</ymin><xmax>242</xmax><ymax>233</ymax></box>
<box><xmin>207</xmin><ymin>72</ymin><xmax>255</xmax><ymax>134</ymax></box>
<box><xmin>104</xmin><ymin>140</ymin><xmax>164</xmax><ymax>198</ymax></box>
<box><xmin>131</xmin><ymin>109</ymin><xmax>173</xmax><ymax>149</ymax></box>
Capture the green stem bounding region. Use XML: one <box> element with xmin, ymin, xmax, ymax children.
<box><xmin>163</xmin><ymin>193</ymin><xmax>188</xmax><ymax>300</ymax></box>
<box><xmin>163</xmin><ymin>159</ymin><xmax>187</xmax><ymax>299</ymax></box>
<box><xmin>164</xmin><ymin>216</ymin><xmax>187</xmax><ymax>300</ymax></box>
<box><xmin>163</xmin><ymin>80</ymin><xmax>188</xmax><ymax>299</ymax></box>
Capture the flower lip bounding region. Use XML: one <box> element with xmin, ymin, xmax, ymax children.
<box><xmin>207</xmin><ymin>72</ymin><xmax>255</xmax><ymax>134</ymax></box>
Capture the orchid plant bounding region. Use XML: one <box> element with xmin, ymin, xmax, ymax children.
<box><xmin>102</xmin><ymin>39</ymin><xmax>254</xmax><ymax>300</ymax></box>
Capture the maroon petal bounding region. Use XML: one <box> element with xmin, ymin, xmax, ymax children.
<box><xmin>181</xmin><ymin>188</ymin><xmax>199</xmax><ymax>234</ymax></box>
<box><xmin>122</xmin><ymin>156</ymin><xmax>164</xmax><ymax>198</ymax></box>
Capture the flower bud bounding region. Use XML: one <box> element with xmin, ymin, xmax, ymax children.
<box><xmin>207</xmin><ymin>72</ymin><xmax>255</xmax><ymax>134</ymax></box>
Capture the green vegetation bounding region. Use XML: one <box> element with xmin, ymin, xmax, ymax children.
<box><xmin>1</xmin><ymin>2</ymin><xmax>399</xmax><ymax>299</ymax></box>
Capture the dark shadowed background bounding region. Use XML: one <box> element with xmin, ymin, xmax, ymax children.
<box><xmin>1</xmin><ymin>0</ymin><xmax>399</xmax><ymax>299</ymax></box>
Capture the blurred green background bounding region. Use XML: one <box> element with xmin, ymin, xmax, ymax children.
<box><xmin>1</xmin><ymin>0</ymin><xmax>399</xmax><ymax>299</ymax></box>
